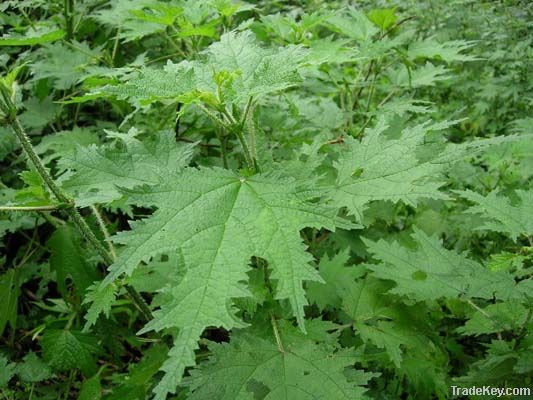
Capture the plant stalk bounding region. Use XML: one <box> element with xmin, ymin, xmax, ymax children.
<box><xmin>2</xmin><ymin>97</ymin><xmax>153</xmax><ymax>323</ymax></box>
<box><xmin>91</xmin><ymin>205</ymin><xmax>117</xmax><ymax>260</ymax></box>
<box><xmin>64</xmin><ymin>0</ymin><xmax>75</xmax><ymax>41</ymax></box>
<box><xmin>270</xmin><ymin>314</ymin><xmax>285</xmax><ymax>354</ymax></box>
<box><xmin>0</xmin><ymin>205</ymin><xmax>63</xmax><ymax>212</ymax></box>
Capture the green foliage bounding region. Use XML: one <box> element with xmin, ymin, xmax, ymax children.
<box><xmin>364</xmin><ymin>228</ymin><xmax>525</xmax><ymax>301</ymax></box>
<box><xmin>0</xmin><ymin>0</ymin><xmax>531</xmax><ymax>399</ymax></box>
<box><xmin>459</xmin><ymin>189</ymin><xmax>533</xmax><ymax>241</ymax></box>
<box><xmin>186</xmin><ymin>322</ymin><xmax>373</xmax><ymax>400</ymax></box>
<box><xmin>41</xmin><ymin>329</ymin><xmax>99</xmax><ymax>376</ymax></box>
<box><xmin>47</xmin><ymin>224</ymin><xmax>99</xmax><ymax>297</ymax></box>
<box><xmin>0</xmin><ymin>269</ymin><xmax>19</xmax><ymax>336</ymax></box>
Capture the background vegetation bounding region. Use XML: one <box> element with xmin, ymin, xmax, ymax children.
<box><xmin>0</xmin><ymin>0</ymin><xmax>531</xmax><ymax>399</ymax></box>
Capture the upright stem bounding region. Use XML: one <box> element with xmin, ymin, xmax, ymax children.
<box><xmin>90</xmin><ymin>205</ymin><xmax>117</xmax><ymax>260</ymax></box>
<box><xmin>199</xmin><ymin>104</ymin><xmax>257</xmax><ymax>172</ymax></box>
<box><xmin>2</xmin><ymin>98</ymin><xmax>153</xmax><ymax>322</ymax></box>
<box><xmin>214</xmin><ymin>127</ymin><xmax>229</xmax><ymax>169</ymax></box>
<box><xmin>111</xmin><ymin>27</ymin><xmax>121</xmax><ymax>65</ymax></box>
<box><xmin>224</xmin><ymin>103</ymin><xmax>257</xmax><ymax>172</ymax></box>
<box><xmin>64</xmin><ymin>0</ymin><xmax>74</xmax><ymax>41</ymax></box>
<box><xmin>241</xmin><ymin>97</ymin><xmax>260</xmax><ymax>172</ymax></box>
<box><xmin>234</xmin><ymin>128</ymin><xmax>255</xmax><ymax>171</ymax></box>
<box><xmin>11</xmin><ymin>117</ymin><xmax>71</xmax><ymax>204</ymax></box>
<box><xmin>270</xmin><ymin>314</ymin><xmax>285</xmax><ymax>354</ymax></box>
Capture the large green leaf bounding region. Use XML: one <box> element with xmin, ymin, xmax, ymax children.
<box><xmin>60</xmin><ymin>130</ymin><xmax>195</xmax><ymax>206</ymax></box>
<box><xmin>330</xmin><ymin>119</ymin><xmax>521</xmax><ymax>221</ymax></box>
<box><xmin>459</xmin><ymin>189</ymin><xmax>533</xmax><ymax>241</ymax></box>
<box><xmin>187</xmin><ymin>325</ymin><xmax>372</xmax><ymax>400</ymax></box>
<box><xmin>88</xmin><ymin>168</ymin><xmax>347</xmax><ymax>399</ymax></box>
<box><xmin>364</xmin><ymin>228</ymin><xmax>528</xmax><ymax>301</ymax></box>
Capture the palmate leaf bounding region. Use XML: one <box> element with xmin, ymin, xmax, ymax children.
<box><xmin>103</xmin><ymin>63</ymin><xmax>198</xmax><ymax>107</ymax></box>
<box><xmin>390</xmin><ymin>62</ymin><xmax>451</xmax><ymax>88</ymax></box>
<box><xmin>88</xmin><ymin>168</ymin><xmax>348</xmax><ymax>399</ymax></box>
<box><xmin>330</xmin><ymin>118</ymin><xmax>520</xmax><ymax>221</ymax></box>
<box><xmin>0</xmin><ymin>355</ymin><xmax>16</xmax><ymax>388</ymax></box>
<box><xmin>40</xmin><ymin>329</ymin><xmax>99</xmax><ymax>376</ymax></box>
<box><xmin>306</xmin><ymin>249</ymin><xmax>363</xmax><ymax>311</ymax></box>
<box><xmin>91</xmin><ymin>0</ymin><xmax>170</xmax><ymax>42</ymax></box>
<box><xmin>459</xmin><ymin>189</ymin><xmax>533</xmax><ymax>241</ymax></box>
<box><xmin>407</xmin><ymin>39</ymin><xmax>479</xmax><ymax>63</ymax></box>
<box><xmin>15</xmin><ymin>352</ymin><xmax>52</xmax><ymax>383</ymax></box>
<box><xmin>363</xmin><ymin>228</ymin><xmax>531</xmax><ymax>302</ymax></box>
<box><xmin>59</xmin><ymin>130</ymin><xmax>195</xmax><ymax>206</ymax></box>
<box><xmin>357</xmin><ymin>320</ymin><xmax>428</xmax><ymax>369</ymax></box>
<box><xmin>341</xmin><ymin>276</ymin><xmax>394</xmax><ymax>323</ymax></box>
<box><xmin>203</xmin><ymin>30</ymin><xmax>305</xmax><ymax>102</ymax></box>
<box><xmin>187</xmin><ymin>325</ymin><xmax>372</xmax><ymax>400</ymax></box>
<box><xmin>457</xmin><ymin>301</ymin><xmax>529</xmax><ymax>336</ymax></box>
<box><xmin>31</xmin><ymin>41</ymin><xmax>100</xmax><ymax>90</ymax></box>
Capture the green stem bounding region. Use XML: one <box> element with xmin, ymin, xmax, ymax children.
<box><xmin>111</xmin><ymin>27</ymin><xmax>121</xmax><ymax>65</ymax></box>
<box><xmin>0</xmin><ymin>205</ymin><xmax>63</xmax><ymax>211</ymax></box>
<box><xmin>234</xmin><ymin>128</ymin><xmax>255</xmax><ymax>171</ymax></box>
<box><xmin>223</xmin><ymin>106</ymin><xmax>256</xmax><ymax>171</ymax></box>
<box><xmin>2</xmin><ymin>99</ymin><xmax>153</xmax><ymax>323</ymax></box>
<box><xmin>214</xmin><ymin>127</ymin><xmax>229</xmax><ymax>169</ymax></box>
<box><xmin>197</xmin><ymin>104</ymin><xmax>232</xmax><ymax>131</ymax></box>
<box><xmin>270</xmin><ymin>314</ymin><xmax>285</xmax><ymax>354</ymax></box>
<box><xmin>91</xmin><ymin>205</ymin><xmax>117</xmax><ymax>260</ymax></box>
<box><xmin>64</xmin><ymin>0</ymin><xmax>74</xmax><ymax>41</ymax></box>
<box><xmin>10</xmin><ymin>117</ymin><xmax>71</xmax><ymax>204</ymax></box>
<box><xmin>63</xmin><ymin>369</ymin><xmax>75</xmax><ymax>400</ymax></box>
<box><xmin>198</xmin><ymin>104</ymin><xmax>256</xmax><ymax>171</ymax></box>
<box><xmin>241</xmin><ymin>97</ymin><xmax>260</xmax><ymax>171</ymax></box>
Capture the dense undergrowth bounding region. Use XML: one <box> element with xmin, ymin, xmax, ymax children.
<box><xmin>0</xmin><ymin>1</ymin><xmax>532</xmax><ymax>399</ymax></box>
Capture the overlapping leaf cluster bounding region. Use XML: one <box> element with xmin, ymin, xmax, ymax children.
<box><xmin>0</xmin><ymin>1</ymin><xmax>531</xmax><ymax>399</ymax></box>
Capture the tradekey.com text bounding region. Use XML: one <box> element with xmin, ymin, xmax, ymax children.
<box><xmin>451</xmin><ymin>385</ymin><xmax>531</xmax><ymax>397</ymax></box>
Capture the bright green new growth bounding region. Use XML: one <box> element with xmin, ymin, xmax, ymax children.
<box><xmin>101</xmin><ymin>30</ymin><xmax>305</xmax><ymax>108</ymax></box>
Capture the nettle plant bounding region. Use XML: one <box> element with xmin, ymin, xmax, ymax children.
<box><xmin>0</xmin><ymin>1</ymin><xmax>532</xmax><ymax>399</ymax></box>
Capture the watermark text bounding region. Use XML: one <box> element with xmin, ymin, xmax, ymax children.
<box><xmin>451</xmin><ymin>386</ymin><xmax>531</xmax><ymax>398</ymax></box>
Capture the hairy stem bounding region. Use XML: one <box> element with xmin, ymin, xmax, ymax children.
<box><xmin>223</xmin><ymin>106</ymin><xmax>256</xmax><ymax>171</ymax></box>
<box><xmin>2</xmin><ymin>96</ymin><xmax>153</xmax><ymax>322</ymax></box>
<box><xmin>270</xmin><ymin>314</ymin><xmax>285</xmax><ymax>354</ymax></box>
<box><xmin>214</xmin><ymin>126</ymin><xmax>229</xmax><ymax>168</ymax></box>
<box><xmin>0</xmin><ymin>205</ymin><xmax>64</xmax><ymax>211</ymax></box>
<box><xmin>241</xmin><ymin>97</ymin><xmax>260</xmax><ymax>172</ymax></box>
<box><xmin>111</xmin><ymin>27</ymin><xmax>121</xmax><ymax>65</ymax></box>
<box><xmin>63</xmin><ymin>0</ymin><xmax>74</xmax><ymax>41</ymax></box>
<box><xmin>234</xmin><ymin>128</ymin><xmax>255</xmax><ymax>171</ymax></box>
<box><xmin>90</xmin><ymin>205</ymin><xmax>117</xmax><ymax>260</ymax></box>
